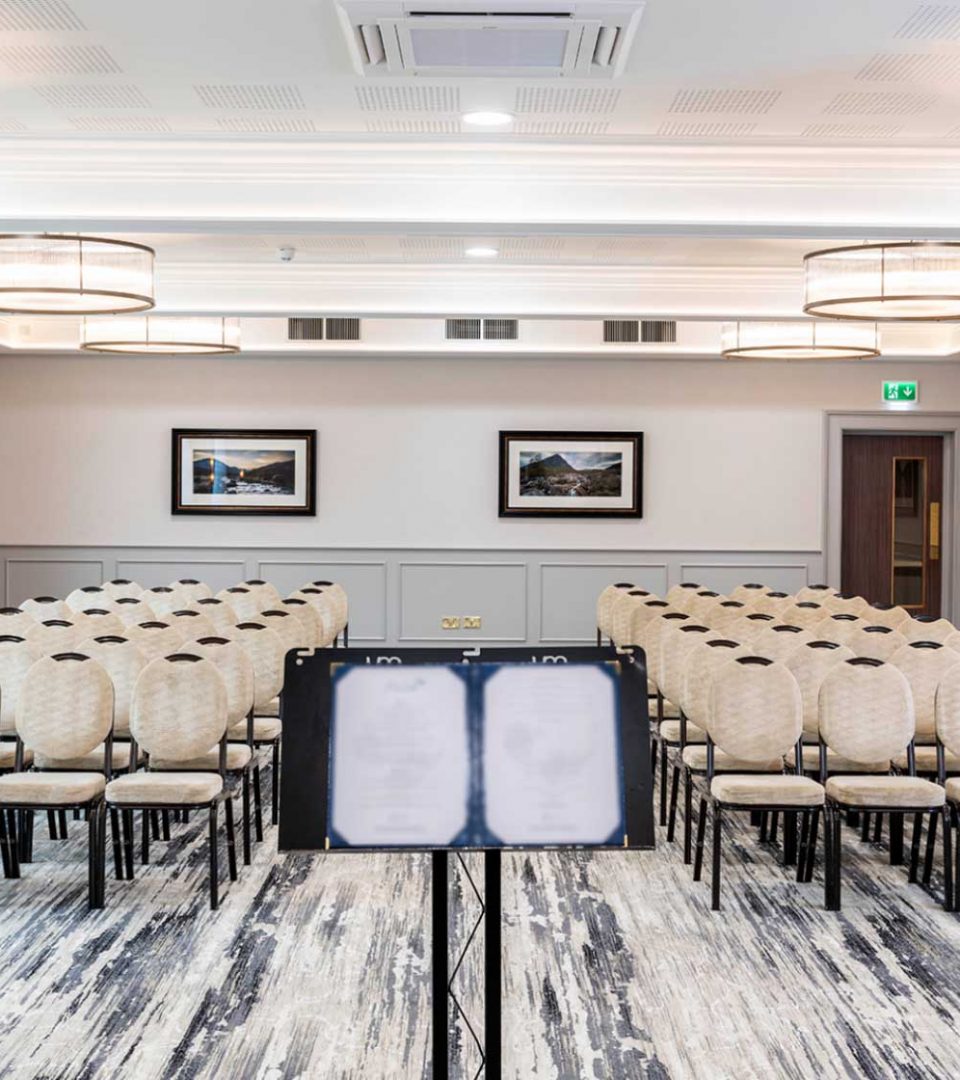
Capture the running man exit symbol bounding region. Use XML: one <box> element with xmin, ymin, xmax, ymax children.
<box><xmin>883</xmin><ymin>381</ymin><xmax>919</xmax><ymax>403</ymax></box>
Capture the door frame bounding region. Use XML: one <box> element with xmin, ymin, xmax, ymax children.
<box><xmin>824</xmin><ymin>411</ymin><xmax>959</xmax><ymax>621</ymax></box>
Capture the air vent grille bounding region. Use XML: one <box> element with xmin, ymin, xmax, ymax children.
<box><xmin>0</xmin><ymin>0</ymin><xmax>85</xmax><ymax>31</ymax></box>
<box><xmin>35</xmin><ymin>83</ymin><xmax>151</xmax><ymax>108</ymax></box>
<box><xmin>288</xmin><ymin>318</ymin><xmax>325</xmax><ymax>341</ymax></box>
<box><xmin>325</xmin><ymin>318</ymin><xmax>361</xmax><ymax>341</ymax></box>
<box><xmin>483</xmin><ymin>318</ymin><xmax>518</xmax><ymax>341</ymax></box>
<box><xmin>823</xmin><ymin>91</ymin><xmax>933</xmax><ymax>115</ymax></box>
<box><xmin>446</xmin><ymin>318</ymin><xmax>482</xmax><ymax>340</ymax></box>
<box><xmin>641</xmin><ymin>320</ymin><xmax>677</xmax><ymax>343</ymax></box>
<box><xmin>194</xmin><ymin>84</ymin><xmax>306</xmax><ymax>110</ymax></box>
<box><xmin>0</xmin><ymin>43</ymin><xmax>120</xmax><ymax>75</ymax></box>
<box><xmin>603</xmin><ymin>319</ymin><xmax>639</xmax><ymax>343</ymax></box>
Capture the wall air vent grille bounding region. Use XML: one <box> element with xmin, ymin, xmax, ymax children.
<box><xmin>483</xmin><ymin>319</ymin><xmax>518</xmax><ymax>341</ymax></box>
<box><xmin>669</xmin><ymin>88</ymin><xmax>780</xmax><ymax>114</ymax></box>
<box><xmin>356</xmin><ymin>84</ymin><xmax>459</xmax><ymax>112</ymax></box>
<box><xmin>217</xmin><ymin>117</ymin><xmax>317</xmax><ymax>133</ymax></box>
<box><xmin>603</xmin><ymin>319</ymin><xmax>639</xmax><ymax>343</ymax></box>
<box><xmin>288</xmin><ymin>318</ymin><xmax>325</xmax><ymax>341</ymax></box>
<box><xmin>194</xmin><ymin>84</ymin><xmax>306</xmax><ymax>110</ymax></box>
<box><xmin>641</xmin><ymin>320</ymin><xmax>677</xmax><ymax>343</ymax></box>
<box><xmin>68</xmin><ymin>115</ymin><xmax>173</xmax><ymax>132</ymax></box>
<box><xmin>444</xmin><ymin>318</ymin><xmax>480</xmax><ymax>340</ymax></box>
<box><xmin>823</xmin><ymin>91</ymin><xmax>933</xmax><ymax>115</ymax></box>
<box><xmin>515</xmin><ymin>86</ymin><xmax>620</xmax><ymax>115</ymax></box>
<box><xmin>802</xmin><ymin>121</ymin><xmax>903</xmax><ymax>138</ymax></box>
<box><xmin>35</xmin><ymin>84</ymin><xmax>150</xmax><ymax>108</ymax></box>
<box><xmin>325</xmin><ymin>318</ymin><xmax>361</xmax><ymax>341</ymax></box>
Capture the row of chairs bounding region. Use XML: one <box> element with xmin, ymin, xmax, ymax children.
<box><xmin>0</xmin><ymin>578</ymin><xmax>349</xmax><ymax>910</ymax></box>
<box><xmin>596</xmin><ymin>580</ymin><xmax>960</xmax><ymax>912</ymax></box>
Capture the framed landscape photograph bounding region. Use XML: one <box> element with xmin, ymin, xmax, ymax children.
<box><xmin>172</xmin><ymin>429</ymin><xmax>316</xmax><ymax>516</ymax></box>
<box><xmin>499</xmin><ymin>431</ymin><xmax>643</xmax><ymax>518</ymax></box>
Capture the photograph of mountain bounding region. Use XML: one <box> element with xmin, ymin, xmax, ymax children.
<box><xmin>519</xmin><ymin>450</ymin><xmax>623</xmax><ymax>498</ymax></box>
<box><xmin>193</xmin><ymin>449</ymin><xmax>296</xmax><ymax>495</ymax></box>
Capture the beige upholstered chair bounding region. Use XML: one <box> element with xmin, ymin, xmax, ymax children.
<box><xmin>20</xmin><ymin>597</ymin><xmax>70</xmax><ymax>621</ymax></box>
<box><xmin>610</xmin><ymin>589</ymin><xmax>651</xmax><ymax>647</ymax></box>
<box><xmin>819</xmin><ymin>657</ymin><xmax>949</xmax><ymax>910</ymax></box>
<box><xmin>190</xmin><ymin>597</ymin><xmax>239</xmax><ymax>635</ymax></box>
<box><xmin>710</xmin><ymin>600</ymin><xmax>749</xmax><ymax>634</ymax></box>
<box><xmin>170</xmin><ymin>579</ymin><xmax>213</xmax><ymax>603</ymax></box>
<box><xmin>688</xmin><ymin>591</ymin><xmax>723</xmax><ymax>624</ymax></box>
<box><xmin>258</xmin><ymin>609</ymin><xmax>308</xmax><ymax>655</ymax></box>
<box><xmin>596</xmin><ymin>583</ymin><xmax>635</xmax><ymax>644</ymax></box>
<box><xmin>101</xmin><ymin>579</ymin><xmax>143</xmax><ymax>601</ymax></box>
<box><xmin>0</xmin><ymin>607</ymin><xmax>37</xmax><ymax>638</ymax></box>
<box><xmin>166</xmin><ymin>609</ymin><xmax>218</xmax><ymax>643</ymax></box>
<box><xmin>796</xmin><ymin>584</ymin><xmax>837</xmax><ymax>604</ymax></box>
<box><xmin>230</xmin><ymin>622</ymin><xmax>285</xmax><ymax>826</ymax></box>
<box><xmin>753</xmin><ymin>624</ymin><xmax>814</xmax><ymax>662</ymax></box>
<box><xmin>628</xmin><ymin>599</ymin><xmax>670</xmax><ymax>650</ymax></box>
<box><xmin>66</xmin><ymin>585</ymin><xmax>112</xmax><ymax>613</ymax></box>
<box><xmin>729</xmin><ymin>583</ymin><xmax>768</xmax><ymax>604</ymax></box>
<box><xmin>694</xmin><ymin>655</ymin><xmax>822</xmax><ymax>910</ymax></box>
<box><xmin>781</xmin><ymin>602</ymin><xmax>826</xmax><ymax>631</ymax></box>
<box><xmin>75</xmin><ymin>635</ymin><xmax>147</xmax><ymax>756</ymax></box>
<box><xmin>935</xmin><ymin>663</ymin><xmax>960</xmax><ymax>906</ymax></box>
<box><xmin>0</xmin><ymin>636</ymin><xmax>38</xmax><ymax>772</ymax></box>
<box><xmin>846</xmin><ymin>624</ymin><xmax>907</xmax><ymax>662</ymax></box>
<box><xmin>750</xmin><ymin>592</ymin><xmax>793</xmax><ymax>619</ymax></box>
<box><xmin>125</xmin><ymin>621</ymin><xmax>186</xmax><ymax>664</ymax></box>
<box><xmin>77</xmin><ymin>609</ymin><xmax>125</xmax><ymax>639</ymax></box>
<box><xmin>729</xmin><ymin>612</ymin><xmax>775</xmax><ymax>645</ymax></box>
<box><xmin>142</xmin><ymin>586</ymin><xmax>183</xmax><ymax>618</ymax></box>
<box><xmin>113</xmin><ymin>597</ymin><xmax>156</xmax><ymax>628</ymax></box>
<box><xmin>665</xmin><ymin>583</ymin><xmax>701</xmax><ymax>613</ymax></box>
<box><xmin>0</xmin><ymin>654</ymin><xmax>113</xmax><ymax>908</ymax></box>
<box><xmin>278</xmin><ymin>597</ymin><xmax>325</xmax><ymax>648</ymax></box>
<box><xmin>105</xmin><ymin>654</ymin><xmax>236</xmax><ymax>908</ymax></box>
<box><xmin>243</xmin><ymin>580</ymin><xmax>282</xmax><ymax>610</ymax></box>
<box><xmin>864</xmin><ymin>604</ymin><xmax>911</xmax><ymax>631</ymax></box>
<box><xmin>216</xmin><ymin>586</ymin><xmax>262</xmax><ymax>623</ymax></box>
<box><xmin>307</xmin><ymin>581</ymin><xmax>349</xmax><ymax>635</ymax></box>
<box><xmin>822</xmin><ymin>593</ymin><xmax>869</xmax><ymax>618</ymax></box>
<box><xmin>287</xmin><ymin>589</ymin><xmax>338</xmax><ymax>647</ymax></box>
<box><xmin>26</xmin><ymin>619</ymin><xmax>86</xmax><ymax>658</ymax></box>
<box><xmin>813</xmin><ymin>613</ymin><xmax>864</xmax><ymax>646</ymax></box>
<box><xmin>640</xmin><ymin>610</ymin><xmax>688</xmax><ymax>823</ymax></box>
<box><xmin>890</xmin><ymin>642</ymin><xmax>960</xmax><ymax>773</ymax></box>
<box><xmin>905</xmin><ymin>617</ymin><xmax>957</xmax><ymax>645</ymax></box>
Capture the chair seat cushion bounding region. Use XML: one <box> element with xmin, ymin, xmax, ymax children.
<box><xmin>711</xmin><ymin>774</ymin><xmax>825</xmax><ymax>807</ymax></box>
<box><xmin>894</xmin><ymin>746</ymin><xmax>960</xmax><ymax>774</ymax></box>
<box><xmin>682</xmin><ymin>746</ymin><xmax>783</xmax><ymax>772</ymax></box>
<box><xmin>0</xmin><ymin>745</ymin><xmax>33</xmax><ymax>771</ymax></box>
<box><xmin>229</xmin><ymin>717</ymin><xmax>281</xmax><ymax>742</ymax></box>
<box><xmin>788</xmin><ymin>746</ymin><xmax>891</xmax><ymax>774</ymax></box>
<box><xmin>659</xmin><ymin>720</ymin><xmax>706</xmax><ymax>744</ymax></box>
<box><xmin>106</xmin><ymin>772</ymin><xmax>223</xmax><ymax>806</ymax></box>
<box><xmin>825</xmin><ymin>774</ymin><xmax>945</xmax><ymax>808</ymax></box>
<box><xmin>0</xmin><ymin>771</ymin><xmax>105</xmax><ymax>806</ymax></box>
<box><xmin>34</xmin><ymin>743</ymin><xmax>142</xmax><ymax>772</ymax></box>
<box><xmin>945</xmin><ymin>777</ymin><xmax>960</xmax><ymax>802</ymax></box>
<box><xmin>151</xmin><ymin>745</ymin><xmax>252</xmax><ymax>772</ymax></box>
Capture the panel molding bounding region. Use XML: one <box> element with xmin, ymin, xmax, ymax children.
<box><xmin>398</xmin><ymin>560</ymin><xmax>528</xmax><ymax>642</ymax></box>
<box><xmin>4</xmin><ymin>557</ymin><xmax>105</xmax><ymax>608</ymax></box>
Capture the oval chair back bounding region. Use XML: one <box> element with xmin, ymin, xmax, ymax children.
<box><xmin>166</xmin><ymin>609</ymin><xmax>218</xmax><ymax>644</ymax></box>
<box><xmin>170</xmin><ymin>579</ymin><xmax>212</xmax><ymax>603</ymax></box>
<box><xmin>0</xmin><ymin>635</ymin><xmax>40</xmax><ymax>737</ymax></box>
<box><xmin>596</xmin><ymin>583</ymin><xmax>634</xmax><ymax>639</ymax></box>
<box><xmin>665</xmin><ymin>583</ymin><xmax>701</xmax><ymax>613</ymax></box>
<box><xmin>80</xmin><ymin>636</ymin><xmax>147</xmax><ymax>739</ymax></box>
<box><xmin>819</xmin><ymin>659</ymin><xmax>914</xmax><ymax>766</ymax></box>
<box><xmin>889</xmin><ymin>642</ymin><xmax>960</xmax><ymax>744</ymax></box>
<box><xmin>190</xmin><ymin>638</ymin><xmax>255</xmax><ymax>729</ymax></box>
<box><xmin>130</xmin><ymin>655</ymin><xmax>227</xmax><ymax>763</ymax></box>
<box><xmin>729</xmin><ymin>583</ymin><xmax>768</xmax><ymax>604</ymax></box>
<box><xmin>681</xmin><ymin>639</ymin><xmax>752</xmax><ymax>728</ymax></box>
<box><xmin>796</xmin><ymin>584</ymin><xmax>837</xmax><ymax>604</ymax></box>
<box><xmin>707</xmin><ymin>656</ymin><xmax>802</xmax><ymax>763</ymax></box>
<box><xmin>113</xmin><ymin>597</ymin><xmax>157</xmax><ymax>627</ymax></box>
<box><xmin>813</xmin><ymin>613</ymin><xmax>864</xmax><ymax>646</ymax></box>
<box><xmin>126</xmin><ymin>621</ymin><xmax>186</xmax><ymax>664</ymax></box>
<box><xmin>660</xmin><ymin>623</ymin><xmax>717</xmax><ymax>709</ymax></box>
<box><xmin>20</xmin><ymin>596</ymin><xmax>70</xmax><ymax>621</ymax></box>
<box><xmin>191</xmin><ymin>597</ymin><xmax>239</xmax><ymax>635</ymax></box>
<box><xmin>641</xmin><ymin>612</ymin><xmax>689</xmax><ymax>688</ymax></box>
<box><xmin>903</xmin><ymin>616</ymin><xmax>956</xmax><ymax>644</ymax></box>
<box><xmin>101</xmin><ymin>579</ymin><xmax>143</xmax><ymax>601</ymax></box>
<box><xmin>77</xmin><ymin>609</ymin><xmax>124</xmax><ymax>638</ymax></box>
<box><xmin>610</xmin><ymin>590</ymin><xmax>651</xmax><ymax>647</ymax></box>
<box><xmin>783</xmin><ymin>640</ymin><xmax>855</xmax><ymax>741</ymax></box>
<box><xmin>259</xmin><ymin>609</ymin><xmax>308</xmax><ymax>653</ymax></box>
<box><xmin>66</xmin><ymin>585</ymin><xmax>110</xmax><ymax>613</ymax></box>
<box><xmin>244</xmin><ymin>580</ymin><xmax>282</xmax><ymax>610</ymax></box>
<box><xmin>279</xmin><ymin>597</ymin><xmax>325</xmax><ymax>648</ymax></box>
<box><xmin>0</xmin><ymin>607</ymin><xmax>37</xmax><ymax>637</ymax></box>
<box><xmin>216</xmin><ymin>586</ymin><xmax>261</xmax><ymax>623</ymax></box>
<box><xmin>863</xmin><ymin>604</ymin><xmax>911</xmax><ymax>631</ymax></box>
<box><xmin>781</xmin><ymin>602</ymin><xmax>826</xmax><ymax>631</ymax></box>
<box><xmin>27</xmin><ymin>619</ymin><xmax>86</xmax><ymax>658</ymax></box>
<box><xmin>935</xmin><ymin>662</ymin><xmax>960</xmax><ymax>763</ymax></box>
<box><xmin>142</xmin><ymin>586</ymin><xmax>183</xmax><ymax>618</ymax></box>
<box><xmin>230</xmin><ymin>623</ymin><xmax>284</xmax><ymax>711</ymax></box>
<box><xmin>846</xmin><ymin>624</ymin><xmax>907</xmax><ymax>662</ymax></box>
<box><xmin>753</xmin><ymin>624</ymin><xmax>813</xmax><ymax>662</ymax></box>
<box><xmin>288</xmin><ymin>589</ymin><xmax>338</xmax><ymax>645</ymax></box>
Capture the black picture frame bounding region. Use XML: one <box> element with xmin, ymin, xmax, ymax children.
<box><xmin>171</xmin><ymin>428</ymin><xmax>317</xmax><ymax>516</ymax></box>
<box><xmin>498</xmin><ymin>430</ymin><xmax>643</xmax><ymax>519</ymax></box>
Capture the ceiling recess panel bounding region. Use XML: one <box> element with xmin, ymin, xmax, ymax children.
<box><xmin>337</xmin><ymin>0</ymin><xmax>646</xmax><ymax>78</ymax></box>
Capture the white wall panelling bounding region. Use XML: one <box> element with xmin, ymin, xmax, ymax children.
<box><xmin>257</xmin><ymin>560</ymin><xmax>388</xmax><ymax>641</ymax></box>
<box><xmin>4</xmin><ymin>558</ymin><xmax>105</xmax><ymax>607</ymax></box>
<box><xmin>114</xmin><ymin>559</ymin><xmax>247</xmax><ymax>594</ymax></box>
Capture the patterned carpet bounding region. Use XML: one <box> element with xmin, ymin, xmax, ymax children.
<box><xmin>1</xmin><ymin>766</ymin><xmax>959</xmax><ymax>1079</ymax></box>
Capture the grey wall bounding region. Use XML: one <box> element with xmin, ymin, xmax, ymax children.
<box><xmin>0</xmin><ymin>545</ymin><xmax>822</xmax><ymax>645</ymax></box>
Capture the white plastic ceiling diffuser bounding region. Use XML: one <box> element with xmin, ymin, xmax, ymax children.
<box><xmin>337</xmin><ymin>0</ymin><xmax>645</xmax><ymax>79</ymax></box>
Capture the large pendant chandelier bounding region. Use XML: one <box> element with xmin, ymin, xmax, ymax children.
<box><xmin>803</xmin><ymin>241</ymin><xmax>960</xmax><ymax>321</ymax></box>
<box><xmin>721</xmin><ymin>320</ymin><xmax>880</xmax><ymax>360</ymax></box>
<box><xmin>81</xmin><ymin>316</ymin><xmax>241</xmax><ymax>354</ymax></box>
<box><xmin>0</xmin><ymin>234</ymin><xmax>155</xmax><ymax>315</ymax></box>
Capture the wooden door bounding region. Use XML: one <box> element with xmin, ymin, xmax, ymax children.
<box><xmin>841</xmin><ymin>434</ymin><xmax>944</xmax><ymax>618</ymax></box>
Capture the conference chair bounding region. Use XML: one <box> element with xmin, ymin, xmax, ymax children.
<box><xmin>890</xmin><ymin>642</ymin><xmax>960</xmax><ymax>780</ymax></box>
<box><xmin>795</xmin><ymin>584</ymin><xmax>837</xmax><ymax>604</ymax></box>
<box><xmin>820</xmin><ymin>658</ymin><xmax>951</xmax><ymax>911</ymax></box>
<box><xmin>813</xmin><ymin>613</ymin><xmax>864</xmax><ymax>646</ymax></box>
<box><xmin>904</xmin><ymin>617</ymin><xmax>957</xmax><ymax>645</ymax></box>
<box><xmin>865</xmin><ymin>604</ymin><xmax>911</xmax><ymax>631</ymax></box>
<box><xmin>935</xmin><ymin>663</ymin><xmax>960</xmax><ymax>907</ymax></box>
<box><xmin>0</xmin><ymin>607</ymin><xmax>37</xmax><ymax>637</ymax></box>
<box><xmin>101</xmin><ymin>579</ymin><xmax>143</xmax><ymax>601</ymax></box>
<box><xmin>728</xmin><ymin>612</ymin><xmax>775</xmax><ymax>645</ymax></box>
<box><xmin>170</xmin><ymin>578</ymin><xmax>213</xmax><ymax>603</ymax></box>
<box><xmin>823</xmin><ymin>593</ymin><xmax>870</xmax><ymax>618</ymax></box>
<box><xmin>20</xmin><ymin>596</ymin><xmax>70</xmax><ymax>621</ymax></box>
<box><xmin>229</xmin><ymin>622</ymin><xmax>285</xmax><ymax>828</ymax></box>
<box><xmin>307</xmin><ymin>582</ymin><xmax>349</xmax><ymax>638</ymax></box>
<box><xmin>66</xmin><ymin>585</ymin><xmax>111</xmax><ymax>613</ymax></box>
<box><xmin>278</xmin><ymin>597</ymin><xmax>326</xmax><ymax>648</ymax></box>
<box><xmin>688</xmin><ymin>590</ymin><xmax>723</xmax><ymax>624</ymax></box>
<box><xmin>166</xmin><ymin>609</ymin><xmax>218</xmax><ymax>643</ymax></box>
<box><xmin>729</xmin><ymin>583</ymin><xmax>769</xmax><ymax>604</ymax></box>
<box><xmin>750</xmin><ymin>591</ymin><xmax>793</xmax><ymax>619</ymax></box>
<box><xmin>665</xmin><ymin>583</ymin><xmax>701</xmax><ymax>613</ymax></box>
<box><xmin>142</xmin><ymin>586</ymin><xmax>184</xmax><ymax>618</ymax></box>
<box><xmin>709</xmin><ymin>600</ymin><xmax>749</xmax><ymax>635</ymax></box>
<box><xmin>0</xmin><ymin>636</ymin><xmax>37</xmax><ymax>774</ymax></box>
<box><xmin>753</xmin><ymin>624</ymin><xmax>813</xmax><ymax>662</ymax></box>
<box><xmin>257</xmin><ymin>609</ymin><xmax>304</xmax><ymax>657</ymax></box>
<box><xmin>243</xmin><ymin>580</ymin><xmax>282</xmax><ymax>610</ymax></box>
<box><xmin>113</xmin><ymin>597</ymin><xmax>156</xmax><ymax>628</ymax></box>
<box><xmin>845</xmin><ymin>624</ymin><xmax>907</xmax><ymax>662</ymax></box>
<box><xmin>105</xmin><ymin>654</ymin><xmax>237</xmax><ymax>909</ymax></box>
<box><xmin>0</xmin><ymin>653</ymin><xmax>112</xmax><ymax>909</ymax></box>
<box><xmin>126</xmin><ymin>621</ymin><xmax>187</xmax><ymax>665</ymax></box>
<box><xmin>76</xmin><ymin>609</ymin><xmax>125</xmax><ymax>638</ymax></box>
<box><xmin>190</xmin><ymin>597</ymin><xmax>239</xmax><ymax>635</ymax></box>
<box><xmin>596</xmin><ymin>583</ymin><xmax>635</xmax><ymax>645</ymax></box>
<box><xmin>26</xmin><ymin>619</ymin><xmax>86</xmax><ymax>658</ymax></box>
<box><xmin>289</xmin><ymin>588</ymin><xmax>339</xmax><ymax>646</ymax></box>
<box><xmin>610</xmin><ymin>589</ymin><xmax>651</xmax><ymax>648</ymax></box>
<box><xmin>781</xmin><ymin>602</ymin><xmax>827</xmax><ymax>632</ymax></box>
<box><xmin>216</xmin><ymin>586</ymin><xmax>262</xmax><ymax>623</ymax></box>
<box><xmin>639</xmin><ymin>610</ymin><xmax>689</xmax><ymax>824</ymax></box>
<box><xmin>692</xmin><ymin>655</ymin><xmax>824</xmax><ymax>910</ymax></box>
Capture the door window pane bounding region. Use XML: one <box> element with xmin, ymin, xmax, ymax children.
<box><xmin>892</xmin><ymin>457</ymin><xmax>926</xmax><ymax>608</ymax></box>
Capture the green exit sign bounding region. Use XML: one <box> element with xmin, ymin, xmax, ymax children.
<box><xmin>883</xmin><ymin>380</ymin><xmax>919</xmax><ymax>403</ymax></box>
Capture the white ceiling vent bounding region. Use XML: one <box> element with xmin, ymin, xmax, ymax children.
<box><xmin>337</xmin><ymin>1</ymin><xmax>646</xmax><ymax>79</ymax></box>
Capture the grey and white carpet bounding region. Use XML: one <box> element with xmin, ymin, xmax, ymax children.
<box><xmin>0</xmin><ymin>771</ymin><xmax>959</xmax><ymax>1079</ymax></box>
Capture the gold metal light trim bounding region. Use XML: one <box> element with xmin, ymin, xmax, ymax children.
<box><xmin>720</xmin><ymin>320</ymin><xmax>880</xmax><ymax>360</ymax></box>
<box><xmin>803</xmin><ymin>241</ymin><xmax>960</xmax><ymax>321</ymax></box>
<box><xmin>0</xmin><ymin>233</ymin><xmax>155</xmax><ymax>315</ymax></box>
<box><xmin>81</xmin><ymin>315</ymin><xmax>241</xmax><ymax>355</ymax></box>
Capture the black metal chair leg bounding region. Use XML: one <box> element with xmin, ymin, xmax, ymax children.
<box><xmin>922</xmin><ymin>810</ymin><xmax>939</xmax><ymax>886</ymax></box>
<box><xmin>241</xmin><ymin>770</ymin><xmax>251</xmax><ymax>866</ymax></box>
<box><xmin>658</xmin><ymin>737</ymin><xmax>668</xmax><ymax>827</ymax></box>
<box><xmin>253</xmin><ymin>765</ymin><xmax>264</xmax><ymax>843</ymax></box>
<box><xmin>88</xmin><ymin>803</ymin><xmax>101</xmax><ymax>910</ymax></box>
<box><xmin>0</xmin><ymin>807</ymin><xmax>11</xmax><ymax>878</ymax></box>
<box><xmin>149</xmin><ymin>809</ymin><xmax>160</xmax><ymax>840</ymax></box>
<box><xmin>225</xmin><ymin>797</ymin><xmax>238</xmax><ymax>883</ymax></box>
<box><xmin>161</xmin><ymin>810</ymin><xmax>171</xmax><ymax>841</ymax></box>
<box><xmin>271</xmin><ymin>740</ymin><xmax>280</xmax><ymax>826</ymax></box>
<box><xmin>769</xmin><ymin>811</ymin><xmax>779</xmax><ymax>846</ymax></box>
<box><xmin>759</xmin><ymin>811</ymin><xmax>768</xmax><ymax>842</ymax></box>
<box><xmin>109</xmin><ymin>807</ymin><xmax>123</xmax><ymax>880</ymax></box>
<box><xmin>209</xmin><ymin>801</ymin><xmax>220</xmax><ymax>911</ymax></box>
<box><xmin>796</xmin><ymin>812</ymin><xmax>810</xmax><ymax>882</ymax></box>
<box><xmin>890</xmin><ymin>814</ymin><xmax>904</xmax><ymax>865</ymax></box>
<box><xmin>4</xmin><ymin>810</ymin><xmax>19</xmax><ymax>879</ymax></box>
<box><xmin>873</xmin><ymin>813</ymin><xmax>883</xmax><ymax>843</ymax></box>
<box><xmin>909</xmin><ymin>812</ymin><xmax>924</xmax><ymax>883</ymax></box>
<box><xmin>121</xmin><ymin>809</ymin><xmax>134</xmax><ymax>881</ymax></box>
<box><xmin>693</xmin><ymin>797</ymin><xmax>708</xmax><ymax>882</ymax></box>
<box><xmin>710</xmin><ymin>801</ymin><xmax>722</xmax><ymax>911</ymax></box>
<box><xmin>804</xmin><ymin>809</ymin><xmax>821</xmax><ymax>884</ymax></box>
<box><xmin>783</xmin><ymin>812</ymin><xmax>798</xmax><ymax>866</ymax></box>
<box><xmin>683</xmin><ymin>770</ymin><xmax>694</xmax><ymax>865</ymax></box>
<box><xmin>942</xmin><ymin>806</ymin><xmax>954</xmax><ymax>912</ymax></box>
<box><xmin>58</xmin><ymin>809</ymin><xmax>68</xmax><ymax>839</ymax></box>
<box><xmin>141</xmin><ymin>809</ymin><xmax>150</xmax><ymax>865</ymax></box>
<box><xmin>860</xmin><ymin>812</ymin><xmax>871</xmax><ymax>842</ymax></box>
<box><xmin>666</xmin><ymin>765</ymin><xmax>680</xmax><ymax>843</ymax></box>
<box><xmin>47</xmin><ymin>809</ymin><xmax>58</xmax><ymax>840</ymax></box>
<box><xmin>18</xmin><ymin>810</ymin><xmax>34</xmax><ymax>864</ymax></box>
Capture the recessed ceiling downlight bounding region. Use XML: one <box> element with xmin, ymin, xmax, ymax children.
<box><xmin>465</xmin><ymin>246</ymin><xmax>499</xmax><ymax>258</ymax></box>
<box><xmin>81</xmin><ymin>316</ymin><xmax>241</xmax><ymax>355</ymax></box>
<box><xmin>462</xmin><ymin>110</ymin><xmax>514</xmax><ymax>127</ymax></box>
<box><xmin>0</xmin><ymin>233</ymin><xmax>155</xmax><ymax>315</ymax></box>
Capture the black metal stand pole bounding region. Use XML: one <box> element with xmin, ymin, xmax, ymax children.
<box><xmin>485</xmin><ymin>849</ymin><xmax>502</xmax><ymax>1079</ymax></box>
<box><xmin>432</xmin><ymin>851</ymin><xmax>449</xmax><ymax>1079</ymax></box>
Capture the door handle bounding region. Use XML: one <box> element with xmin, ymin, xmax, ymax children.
<box><xmin>930</xmin><ymin>501</ymin><xmax>941</xmax><ymax>561</ymax></box>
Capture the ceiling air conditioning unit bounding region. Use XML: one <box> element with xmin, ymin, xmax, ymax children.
<box><xmin>337</xmin><ymin>1</ymin><xmax>645</xmax><ymax>79</ymax></box>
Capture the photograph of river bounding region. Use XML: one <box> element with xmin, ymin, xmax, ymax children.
<box><xmin>192</xmin><ymin>448</ymin><xmax>296</xmax><ymax>496</ymax></box>
<box><xmin>518</xmin><ymin>450</ymin><xmax>623</xmax><ymax>498</ymax></box>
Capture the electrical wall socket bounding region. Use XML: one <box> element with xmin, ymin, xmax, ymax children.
<box><xmin>441</xmin><ymin>616</ymin><xmax>460</xmax><ymax>630</ymax></box>
<box><xmin>463</xmin><ymin>616</ymin><xmax>482</xmax><ymax>629</ymax></box>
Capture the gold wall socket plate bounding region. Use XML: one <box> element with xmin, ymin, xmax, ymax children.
<box><xmin>441</xmin><ymin>616</ymin><xmax>461</xmax><ymax>630</ymax></box>
<box><xmin>463</xmin><ymin>616</ymin><xmax>482</xmax><ymax>629</ymax></box>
